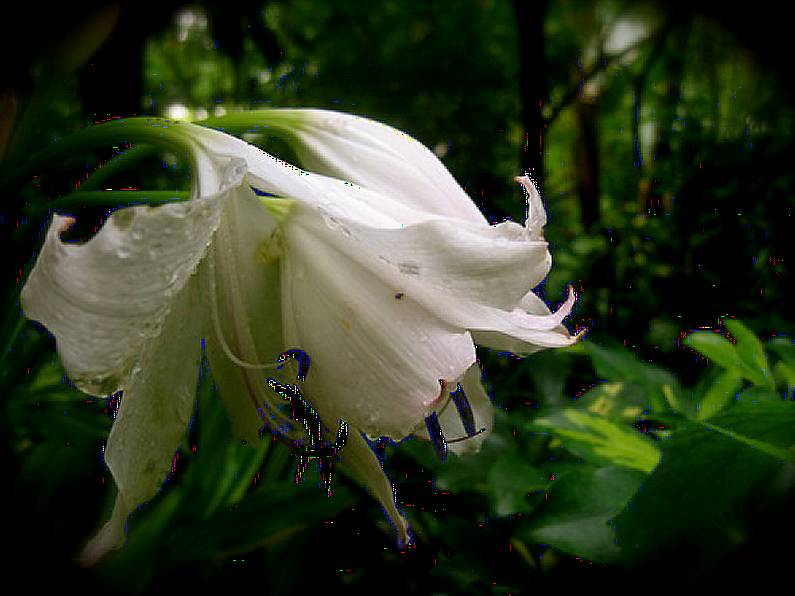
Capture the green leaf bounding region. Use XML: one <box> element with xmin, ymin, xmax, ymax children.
<box><xmin>768</xmin><ymin>337</ymin><xmax>795</xmax><ymax>390</ymax></box>
<box><xmin>684</xmin><ymin>330</ymin><xmax>744</xmax><ymax>371</ymax></box>
<box><xmin>768</xmin><ymin>337</ymin><xmax>795</xmax><ymax>369</ymax></box>
<box><xmin>574</xmin><ymin>382</ymin><xmax>651</xmax><ymax>422</ymax></box>
<box><xmin>614</xmin><ymin>399</ymin><xmax>795</xmax><ymax>562</ymax></box>
<box><xmin>523</xmin><ymin>466</ymin><xmax>645</xmax><ymax>563</ymax></box>
<box><xmin>773</xmin><ymin>361</ymin><xmax>795</xmax><ymax>388</ymax></box>
<box><xmin>532</xmin><ymin>409</ymin><xmax>660</xmax><ymax>473</ymax></box>
<box><xmin>695</xmin><ymin>370</ymin><xmax>743</xmax><ymax>420</ymax></box>
<box><xmin>487</xmin><ymin>454</ymin><xmax>548</xmax><ymax>516</ymax></box>
<box><xmin>684</xmin><ymin>328</ymin><xmax>769</xmax><ymax>386</ymax></box>
<box><xmin>583</xmin><ymin>341</ymin><xmax>680</xmax><ymax>413</ymax></box>
<box><xmin>724</xmin><ymin>319</ymin><xmax>774</xmax><ymax>387</ymax></box>
<box><xmin>163</xmin><ymin>481</ymin><xmax>358</xmax><ymax>564</ymax></box>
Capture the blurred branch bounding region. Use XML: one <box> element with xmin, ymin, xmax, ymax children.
<box><xmin>631</xmin><ymin>24</ymin><xmax>671</xmax><ymax>169</ymax></box>
<box><xmin>544</xmin><ymin>18</ymin><xmax>676</xmax><ymax>127</ymax></box>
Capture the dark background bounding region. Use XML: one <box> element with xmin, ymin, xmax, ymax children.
<box><xmin>1</xmin><ymin>1</ymin><xmax>793</xmax><ymax>592</ymax></box>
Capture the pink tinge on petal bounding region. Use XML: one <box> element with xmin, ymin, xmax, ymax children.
<box><xmin>57</xmin><ymin>215</ymin><xmax>77</xmax><ymax>236</ymax></box>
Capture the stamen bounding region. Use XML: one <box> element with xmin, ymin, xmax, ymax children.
<box><xmin>277</xmin><ymin>349</ymin><xmax>311</xmax><ymax>382</ymax></box>
<box><xmin>206</xmin><ymin>249</ymin><xmax>280</xmax><ymax>371</ymax></box>
<box><xmin>446</xmin><ymin>428</ymin><xmax>487</xmax><ymax>444</ymax></box>
<box><xmin>424</xmin><ymin>412</ymin><xmax>447</xmax><ymax>462</ymax></box>
<box><xmin>450</xmin><ymin>384</ymin><xmax>477</xmax><ymax>437</ymax></box>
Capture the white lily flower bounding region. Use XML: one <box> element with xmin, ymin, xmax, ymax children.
<box><xmin>20</xmin><ymin>110</ymin><xmax>576</xmax><ymax>563</ymax></box>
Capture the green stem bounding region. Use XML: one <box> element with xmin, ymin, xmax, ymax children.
<box><xmin>27</xmin><ymin>190</ymin><xmax>190</xmax><ymax>220</ymax></box>
<box><xmin>0</xmin><ymin>315</ymin><xmax>26</xmax><ymax>371</ymax></box>
<box><xmin>201</xmin><ymin>109</ymin><xmax>304</xmax><ymax>141</ymax></box>
<box><xmin>1</xmin><ymin>118</ymin><xmax>195</xmax><ymax>189</ymax></box>
<box><xmin>80</xmin><ymin>144</ymin><xmax>158</xmax><ymax>192</ymax></box>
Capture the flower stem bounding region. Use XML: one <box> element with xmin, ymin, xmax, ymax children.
<box><xmin>29</xmin><ymin>190</ymin><xmax>189</xmax><ymax>218</ymax></box>
<box><xmin>1</xmin><ymin>118</ymin><xmax>195</xmax><ymax>190</ymax></box>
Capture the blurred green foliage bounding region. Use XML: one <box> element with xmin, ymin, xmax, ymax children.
<box><xmin>1</xmin><ymin>0</ymin><xmax>794</xmax><ymax>591</ymax></box>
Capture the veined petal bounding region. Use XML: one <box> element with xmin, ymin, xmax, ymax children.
<box><xmin>311</xmin><ymin>214</ymin><xmax>552</xmax><ymax>310</ymax></box>
<box><xmin>337</xmin><ymin>430</ymin><xmax>410</xmax><ymax>547</ymax></box>
<box><xmin>261</xmin><ymin>108</ymin><xmax>486</xmax><ymax>224</ymax></box>
<box><xmin>21</xmin><ymin>156</ymin><xmax>245</xmax><ymax>396</ymax></box>
<box><xmin>181</xmin><ymin>122</ymin><xmax>473</xmax><ymax>228</ymax></box>
<box><xmin>281</xmin><ymin>222</ymin><xmax>476</xmax><ymax>440</ymax></box>
<box><xmin>202</xmin><ymin>185</ymin><xmax>287</xmax><ymax>444</ymax></box>
<box><xmin>284</xmin><ymin>202</ymin><xmax>575</xmax><ymax>358</ymax></box>
<box><xmin>81</xmin><ymin>273</ymin><xmax>203</xmax><ymax>562</ymax></box>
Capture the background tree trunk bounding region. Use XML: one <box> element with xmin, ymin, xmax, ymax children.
<box><xmin>513</xmin><ymin>0</ymin><xmax>548</xmax><ymax>186</ymax></box>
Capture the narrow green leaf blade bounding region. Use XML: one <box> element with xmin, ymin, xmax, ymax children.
<box><xmin>724</xmin><ymin>319</ymin><xmax>773</xmax><ymax>387</ymax></box>
<box><xmin>532</xmin><ymin>409</ymin><xmax>660</xmax><ymax>473</ymax></box>
<box><xmin>695</xmin><ymin>370</ymin><xmax>743</xmax><ymax>420</ymax></box>
<box><xmin>684</xmin><ymin>330</ymin><xmax>743</xmax><ymax>371</ymax></box>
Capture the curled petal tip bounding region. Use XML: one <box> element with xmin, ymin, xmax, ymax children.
<box><xmin>513</xmin><ymin>174</ymin><xmax>537</xmax><ymax>192</ymax></box>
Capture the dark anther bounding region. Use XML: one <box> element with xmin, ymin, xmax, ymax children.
<box><xmin>394</xmin><ymin>292</ymin><xmax>405</xmax><ymax>300</ymax></box>
<box><xmin>277</xmin><ymin>348</ymin><xmax>311</xmax><ymax>382</ymax></box>
<box><xmin>266</xmin><ymin>349</ymin><xmax>347</xmax><ymax>493</ymax></box>
<box><xmin>250</xmin><ymin>185</ymin><xmax>278</xmax><ymax>197</ymax></box>
<box><xmin>424</xmin><ymin>412</ymin><xmax>447</xmax><ymax>462</ymax></box>
<box><xmin>451</xmin><ymin>383</ymin><xmax>477</xmax><ymax>437</ymax></box>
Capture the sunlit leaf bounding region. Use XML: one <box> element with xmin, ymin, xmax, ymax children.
<box><xmin>583</xmin><ymin>341</ymin><xmax>680</xmax><ymax>413</ymax></box>
<box><xmin>532</xmin><ymin>409</ymin><xmax>660</xmax><ymax>473</ymax></box>
<box><xmin>684</xmin><ymin>329</ymin><xmax>769</xmax><ymax>386</ymax></box>
<box><xmin>724</xmin><ymin>319</ymin><xmax>773</xmax><ymax>387</ymax></box>
<box><xmin>695</xmin><ymin>369</ymin><xmax>743</xmax><ymax>420</ymax></box>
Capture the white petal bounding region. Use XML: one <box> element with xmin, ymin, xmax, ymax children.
<box><xmin>337</xmin><ymin>430</ymin><xmax>410</xmax><ymax>547</ymax></box>
<box><xmin>255</xmin><ymin>109</ymin><xmax>487</xmax><ymax>224</ymax></box>
<box><xmin>21</xmin><ymin>156</ymin><xmax>245</xmax><ymax>396</ymax></box>
<box><xmin>317</xmin><ymin>215</ymin><xmax>552</xmax><ymax>309</ymax></box>
<box><xmin>439</xmin><ymin>363</ymin><xmax>494</xmax><ymax>455</ymax></box>
<box><xmin>202</xmin><ymin>186</ymin><xmax>287</xmax><ymax>444</ymax></box>
<box><xmin>281</xmin><ymin>222</ymin><xmax>476</xmax><ymax>440</ymax></box>
<box><xmin>285</xmin><ymin>202</ymin><xmax>575</xmax><ymax>359</ymax></box>
<box><xmin>82</xmin><ymin>273</ymin><xmax>203</xmax><ymax>562</ymax></box>
<box><xmin>79</xmin><ymin>495</ymin><xmax>128</xmax><ymax>566</ymax></box>
<box><xmin>515</xmin><ymin>175</ymin><xmax>546</xmax><ymax>235</ymax></box>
